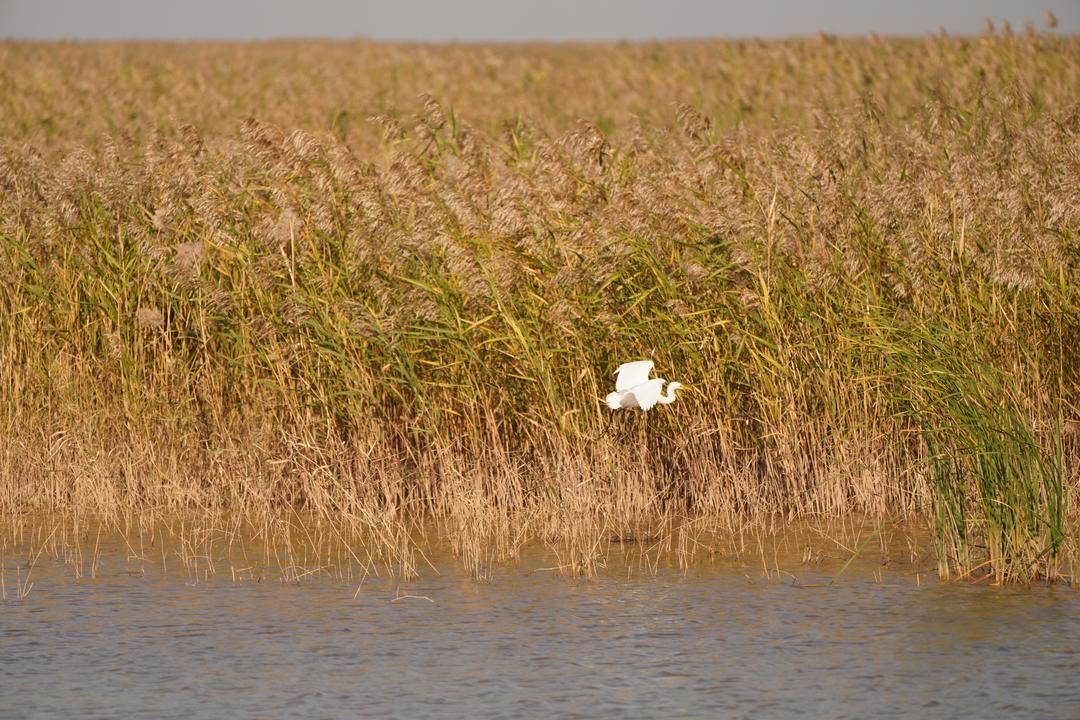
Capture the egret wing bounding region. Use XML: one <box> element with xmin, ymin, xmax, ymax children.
<box><xmin>605</xmin><ymin>391</ymin><xmax>631</xmax><ymax>410</ymax></box>
<box><xmin>629</xmin><ymin>378</ymin><xmax>664</xmax><ymax>410</ymax></box>
<box><xmin>614</xmin><ymin>360</ymin><xmax>654</xmax><ymax>392</ymax></box>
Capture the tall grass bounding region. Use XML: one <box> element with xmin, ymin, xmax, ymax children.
<box><xmin>1</xmin><ymin>31</ymin><xmax>1078</xmax><ymax>581</ymax></box>
<box><xmin>864</xmin><ymin>320</ymin><xmax>1067</xmax><ymax>583</ymax></box>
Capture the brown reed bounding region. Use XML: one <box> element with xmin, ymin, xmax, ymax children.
<box><xmin>1</xmin><ymin>33</ymin><xmax>1078</xmax><ymax>582</ymax></box>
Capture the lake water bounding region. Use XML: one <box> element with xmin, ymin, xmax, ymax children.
<box><xmin>2</xmin><ymin>529</ymin><xmax>1079</xmax><ymax>719</ymax></box>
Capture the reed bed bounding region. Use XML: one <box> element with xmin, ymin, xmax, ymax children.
<box><xmin>1</xmin><ymin>30</ymin><xmax>1078</xmax><ymax>583</ymax></box>
<box><xmin>1</xmin><ymin>512</ymin><xmax>931</xmax><ymax>593</ymax></box>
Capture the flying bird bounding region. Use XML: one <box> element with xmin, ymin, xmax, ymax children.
<box><xmin>605</xmin><ymin>360</ymin><xmax>683</xmax><ymax>411</ymax></box>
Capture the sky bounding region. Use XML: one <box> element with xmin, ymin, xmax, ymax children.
<box><xmin>1</xmin><ymin>0</ymin><xmax>1078</xmax><ymax>42</ymax></box>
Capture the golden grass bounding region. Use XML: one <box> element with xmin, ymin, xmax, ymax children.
<box><xmin>0</xmin><ymin>512</ymin><xmax>937</xmax><ymax>593</ymax></box>
<box><xmin>1</xmin><ymin>30</ymin><xmax>1078</xmax><ymax>583</ymax></box>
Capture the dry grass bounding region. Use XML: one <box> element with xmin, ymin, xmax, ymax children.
<box><xmin>1</xmin><ymin>30</ymin><xmax>1079</xmax><ymax>583</ymax></box>
<box><xmin>0</xmin><ymin>512</ymin><xmax>935</xmax><ymax>595</ymax></box>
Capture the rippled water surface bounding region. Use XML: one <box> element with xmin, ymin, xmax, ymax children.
<box><xmin>3</xmin><ymin>537</ymin><xmax>1079</xmax><ymax>719</ymax></box>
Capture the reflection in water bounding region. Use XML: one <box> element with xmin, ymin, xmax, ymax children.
<box><xmin>2</xmin><ymin>537</ymin><xmax>1079</xmax><ymax>719</ymax></box>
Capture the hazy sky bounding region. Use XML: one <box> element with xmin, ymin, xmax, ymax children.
<box><xmin>2</xmin><ymin>0</ymin><xmax>1078</xmax><ymax>41</ymax></box>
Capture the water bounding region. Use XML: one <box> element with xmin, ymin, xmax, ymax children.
<box><xmin>2</xmin><ymin>538</ymin><xmax>1079</xmax><ymax>719</ymax></box>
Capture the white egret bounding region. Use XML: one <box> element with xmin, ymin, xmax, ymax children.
<box><xmin>604</xmin><ymin>360</ymin><xmax>683</xmax><ymax>411</ymax></box>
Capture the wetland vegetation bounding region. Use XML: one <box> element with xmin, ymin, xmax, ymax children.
<box><xmin>1</xmin><ymin>29</ymin><xmax>1078</xmax><ymax>584</ymax></box>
